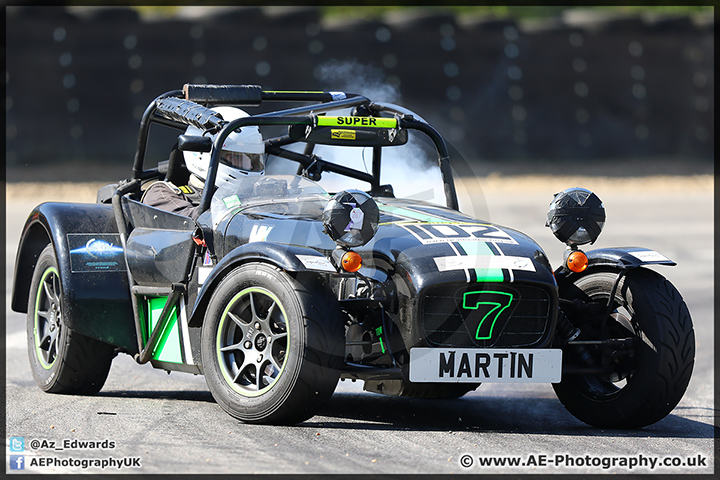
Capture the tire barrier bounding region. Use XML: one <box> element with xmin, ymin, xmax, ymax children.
<box><xmin>6</xmin><ymin>6</ymin><xmax>713</xmax><ymax>172</ymax></box>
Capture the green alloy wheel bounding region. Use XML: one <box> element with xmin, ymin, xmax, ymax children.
<box><xmin>201</xmin><ymin>263</ymin><xmax>344</xmax><ymax>425</ymax></box>
<box><xmin>216</xmin><ymin>286</ymin><xmax>289</xmax><ymax>396</ymax></box>
<box><xmin>27</xmin><ymin>244</ymin><xmax>115</xmax><ymax>394</ymax></box>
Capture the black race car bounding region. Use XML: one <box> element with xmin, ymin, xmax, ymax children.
<box><xmin>12</xmin><ymin>85</ymin><xmax>695</xmax><ymax>427</ymax></box>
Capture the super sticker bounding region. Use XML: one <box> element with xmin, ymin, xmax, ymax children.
<box><xmin>317</xmin><ymin>116</ymin><xmax>398</xmax><ymax>128</ymax></box>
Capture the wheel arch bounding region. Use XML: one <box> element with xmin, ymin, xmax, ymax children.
<box><xmin>555</xmin><ymin>246</ymin><xmax>675</xmax><ymax>287</ymax></box>
<box><xmin>12</xmin><ymin>202</ymin><xmax>137</xmax><ymax>352</ymax></box>
<box><xmin>188</xmin><ymin>242</ymin><xmax>336</xmax><ymax>328</ymax></box>
<box><xmin>12</xmin><ymin>215</ymin><xmax>53</xmax><ymax>314</ymax></box>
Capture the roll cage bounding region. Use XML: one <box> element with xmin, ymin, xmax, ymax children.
<box><xmin>128</xmin><ymin>84</ymin><xmax>459</xmax><ymax>214</ymax></box>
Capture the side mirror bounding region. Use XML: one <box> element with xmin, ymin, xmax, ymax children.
<box><xmin>178</xmin><ymin>135</ymin><xmax>212</xmax><ymax>153</ymax></box>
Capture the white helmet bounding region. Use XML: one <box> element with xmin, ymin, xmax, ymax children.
<box><xmin>184</xmin><ymin>106</ymin><xmax>265</xmax><ymax>187</ymax></box>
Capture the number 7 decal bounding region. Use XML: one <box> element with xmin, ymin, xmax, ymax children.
<box><xmin>462</xmin><ymin>291</ymin><xmax>514</xmax><ymax>340</ymax></box>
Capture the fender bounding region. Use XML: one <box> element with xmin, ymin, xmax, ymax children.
<box><xmin>12</xmin><ymin>202</ymin><xmax>137</xmax><ymax>353</ymax></box>
<box><xmin>188</xmin><ymin>242</ymin><xmax>337</xmax><ymax>327</ymax></box>
<box><xmin>554</xmin><ymin>246</ymin><xmax>676</xmax><ymax>283</ymax></box>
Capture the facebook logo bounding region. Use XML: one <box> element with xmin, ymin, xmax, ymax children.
<box><xmin>10</xmin><ymin>455</ymin><xmax>25</xmax><ymax>470</ymax></box>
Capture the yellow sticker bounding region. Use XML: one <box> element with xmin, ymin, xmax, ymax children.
<box><xmin>331</xmin><ymin>129</ymin><xmax>356</xmax><ymax>140</ymax></box>
<box><xmin>318</xmin><ymin>116</ymin><xmax>397</xmax><ymax>128</ymax></box>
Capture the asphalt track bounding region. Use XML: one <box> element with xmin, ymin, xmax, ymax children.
<box><xmin>5</xmin><ymin>175</ymin><xmax>714</xmax><ymax>474</ymax></box>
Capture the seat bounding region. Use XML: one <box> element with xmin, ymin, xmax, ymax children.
<box><xmin>165</xmin><ymin>143</ymin><xmax>190</xmax><ymax>187</ymax></box>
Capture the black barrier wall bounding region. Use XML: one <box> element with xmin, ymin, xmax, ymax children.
<box><xmin>5</xmin><ymin>6</ymin><xmax>714</xmax><ymax>172</ymax></box>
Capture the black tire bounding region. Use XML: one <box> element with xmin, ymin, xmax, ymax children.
<box><xmin>554</xmin><ymin>268</ymin><xmax>695</xmax><ymax>428</ymax></box>
<box><xmin>201</xmin><ymin>263</ymin><xmax>344</xmax><ymax>425</ymax></box>
<box><xmin>27</xmin><ymin>244</ymin><xmax>115</xmax><ymax>394</ymax></box>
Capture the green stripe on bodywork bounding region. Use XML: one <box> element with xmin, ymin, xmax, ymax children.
<box><xmin>459</xmin><ymin>241</ymin><xmax>504</xmax><ymax>282</ymax></box>
<box><xmin>148</xmin><ymin>297</ymin><xmax>183</xmax><ymax>364</ymax></box>
<box><xmin>378</xmin><ymin>205</ymin><xmax>455</xmax><ymax>224</ymax></box>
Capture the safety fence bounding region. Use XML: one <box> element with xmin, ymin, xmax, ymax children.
<box><xmin>6</xmin><ymin>6</ymin><xmax>713</xmax><ymax>171</ymax></box>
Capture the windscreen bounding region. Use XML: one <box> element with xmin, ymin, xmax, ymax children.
<box><xmin>209</xmin><ymin>174</ymin><xmax>329</xmax><ymax>227</ymax></box>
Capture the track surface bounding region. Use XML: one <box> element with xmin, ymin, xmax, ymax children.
<box><xmin>5</xmin><ymin>176</ymin><xmax>714</xmax><ymax>474</ymax></box>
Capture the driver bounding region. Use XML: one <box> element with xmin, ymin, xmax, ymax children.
<box><xmin>142</xmin><ymin>106</ymin><xmax>265</xmax><ymax>219</ymax></box>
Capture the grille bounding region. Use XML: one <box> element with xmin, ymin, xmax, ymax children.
<box><xmin>421</xmin><ymin>284</ymin><xmax>553</xmax><ymax>348</ymax></box>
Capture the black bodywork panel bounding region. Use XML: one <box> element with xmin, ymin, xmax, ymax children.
<box><xmin>12</xmin><ymin>202</ymin><xmax>137</xmax><ymax>353</ymax></box>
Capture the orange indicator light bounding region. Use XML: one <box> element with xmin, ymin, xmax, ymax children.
<box><xmin>567</xmin><ymin>250</ymin><xmax>588</xmax><ymax>273</ymax></box>
<box><xmin>341</xmin><ymin>251</ymin><xmax>363</xmax><ymax>273</ymax></box>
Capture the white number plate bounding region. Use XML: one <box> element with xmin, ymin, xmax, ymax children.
<box><xmin>409</xmin><ymin>348</ymin><xmax>562</xmax><ymax>383</ymax></box>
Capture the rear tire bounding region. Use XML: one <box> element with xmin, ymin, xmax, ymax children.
<box><xmin>554</xmin><ymin>268</ymin><xmax>695</xmax><ymax>428</ymax></box>
<box><xmin>27</xmin><ymin>245</ymin><xmax>115</xmax><ymax>394</ymax></box>
<box><xmin>201</xmin><ymin>263</ymin><xmax>344</xmax><ymax>424</ymax></box>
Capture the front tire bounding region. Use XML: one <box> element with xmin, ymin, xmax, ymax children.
<box><xmin>554</xmin><ymin>268</ymin><xmax>695</xmax><ymax>428</ymax></box>
<box><xmin>201</xmin><ymin>263</ymin><xmax>344</xmax><ymax>424</ymax></box>
<box><xmin>27</xmin><ymin>245</ymin><xmax>115</xmax><ymax>394</ymax></box>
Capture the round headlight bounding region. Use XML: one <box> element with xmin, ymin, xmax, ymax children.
<box><xmin>546</xmin><ymin>188</ymin><xmax>605</xmax><ymax>246</ymax></box>
<box><xmin>322</xmin><ymin>190</ymin><xmax>380</xmax><ymax>248</ymax></box>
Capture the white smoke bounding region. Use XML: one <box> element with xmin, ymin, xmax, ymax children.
<box><xmin>314</xmin><ymin>59</ymin><xmax>400</xmax><ymax>104</ymax></box>
<box><xmin>268</xmin><ymin>60</ymin><xmax>445</xmax><ymax>205</ymax></box>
